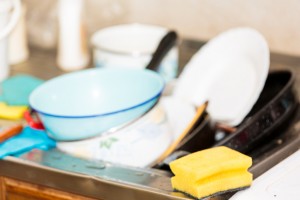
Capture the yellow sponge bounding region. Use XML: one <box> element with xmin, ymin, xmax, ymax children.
<box><xmin>169</xmin><ymin>146</ymin><xmax>253</xmax><ymax>199</ymax></box>
<box><xmin>0</xmin><ymin>102</ymin><xmax>27</xmax><ymax>120</ymax></box>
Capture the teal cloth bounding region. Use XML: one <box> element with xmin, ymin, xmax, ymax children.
<box><xmin>0</xmin><ymin>126</ymin><xmax>56</xmax><ymax>159</ymax></box>
<box><xmin>0</xmin><ymin>74</ymin><xmax>44</xmax><ymax>106</ymax></box>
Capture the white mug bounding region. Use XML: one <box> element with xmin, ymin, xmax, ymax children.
<box><xmin>0</xmin><ymin>0</ymin><xmax>21</xmax><ymax>81</ymax></box>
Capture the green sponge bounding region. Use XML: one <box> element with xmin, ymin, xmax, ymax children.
<box><xmin>0</xmin><ymin>75</ymin><xmax>44</xmax><ymax>106</ymax></box>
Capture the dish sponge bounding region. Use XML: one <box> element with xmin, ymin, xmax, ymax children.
<box><xmin>0</xmin><ymin>102</ymin><xmax>27</xmax><ymax>120</ymax></box>
<box><xmin>169</xmin><ymin>146</ymin><xmax>252</xmax><ymax>199</ymax></box>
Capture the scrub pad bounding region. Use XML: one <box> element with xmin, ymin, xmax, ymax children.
<box><xmin>0</xmin><ymin>102</ymin><xmax>28</xmax><ymax>120</ymax></box>
<box><xmin>0</xmin><ymin>75</ymin><xmax>44</xmax><ymax>106</ymax></box>
<box><xmin>170</xmin><ymin>146</ymin><xmax>253</xmax><ymax>199</ymax></box>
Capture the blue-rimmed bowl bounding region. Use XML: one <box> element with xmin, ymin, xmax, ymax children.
<box><xmin>29</xmin><ymin>68</ymin><xmax>164</xmax><ymax>141</ymax></box>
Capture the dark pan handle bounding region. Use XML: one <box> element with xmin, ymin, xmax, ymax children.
<box><xmin>146</xmin><ymin>30</ymin><xmax>178</xmax><ymax>72</ymax></box>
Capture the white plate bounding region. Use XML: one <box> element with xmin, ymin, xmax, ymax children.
<box><xmin>174</xmin><ymin>27</ymin><xmax>269</xmax><ymax>126</ymax></box>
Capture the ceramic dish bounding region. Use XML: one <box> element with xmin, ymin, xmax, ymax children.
<box><xmin>29</xmin><ymin>68</ymin><xmax>164</xmax><ymax>141</ymax></box>
<box><xmin>57</xmin><ymin>96</ymin><xmax>196</xmax><ymax>168</ymax></box>
<box><xmin>174</xmin><ymin>27</ymin><xmax>270</xmax><ymax>126</ymax></box>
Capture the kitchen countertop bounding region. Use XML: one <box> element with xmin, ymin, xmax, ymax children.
<box><xmin>1</xmin><ymin>40</ymin><xmax>300</xmax><ymax>200</ymax></box>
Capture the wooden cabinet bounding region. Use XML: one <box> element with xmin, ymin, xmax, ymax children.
<box><xmin>0</xmin><ymin>176</ymin><xmax>96</xmax><ymax>200</ymax></box>
<box><xmin>0</xmin><ymin>177</ymin><xmax>5</xmax><ymax>200</ymax></box>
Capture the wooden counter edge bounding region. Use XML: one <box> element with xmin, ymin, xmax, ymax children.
<box><xmin>0</xmin><ymin>176</ymin><xmax>97</xmax><ymax>200</ymax></box>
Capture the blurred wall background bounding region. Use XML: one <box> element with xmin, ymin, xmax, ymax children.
<box><xmin>24</xmin><ymin>0</ymin><xmax>300</xmax><ymax>56</ymax></box>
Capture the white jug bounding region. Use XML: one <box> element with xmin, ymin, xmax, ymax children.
<box><xmin>0</xmin><ymin>0</ymin><xmax>21</xmax><ymax>81</ymax></box>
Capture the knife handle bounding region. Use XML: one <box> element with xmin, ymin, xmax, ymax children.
<box><xmin>0</xmin><ymin>124</ymin><xmax>23</xmax><ymax>143</ymax></box>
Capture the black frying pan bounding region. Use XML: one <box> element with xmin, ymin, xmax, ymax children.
<box><xmin>215</xmin><ymin>69</ymin><xmax>298</xmax><ymax>153</ymax></box>
<box><xmin>155</xmin><ymin>70</ymin><xmax>298</xmax><ymax>169</ymax></box>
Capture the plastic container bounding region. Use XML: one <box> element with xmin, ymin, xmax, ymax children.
<box><xmin>57</xmin><ymin>0</ymin><xmax>89</xmax><ymax>71</ymax></box>
<box><xmin>0</xmin><ymin>0</ymin><xmax>21</xmax><ymax>81</ymax></box>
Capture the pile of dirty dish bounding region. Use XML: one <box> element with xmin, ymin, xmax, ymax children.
<box><xmin>28</xmin><ymin>27</ymin><xmax>270</xmax><ymax>168</ymax></box>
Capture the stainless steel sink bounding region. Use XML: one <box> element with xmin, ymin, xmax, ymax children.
<box><xmin>1</xmin><ymin>40</ymin><xmax>300</xmax><ymax>199</ymax></box>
